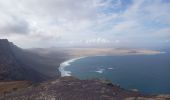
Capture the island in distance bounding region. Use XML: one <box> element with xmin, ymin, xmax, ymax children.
<box><xmin>0</xmin><ymin>39</ymin><xmax>169</xmax><ymax>100</ymax></box>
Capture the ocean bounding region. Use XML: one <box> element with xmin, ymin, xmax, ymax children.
<box><xmin>59</xmin><ymin>50</ymin><xmax>170</xmax><ymax>94</ymax></box>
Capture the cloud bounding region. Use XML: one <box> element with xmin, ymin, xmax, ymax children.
<box><xmin>0</xmin><ymin>16</ymin><xmax>30</xmax><ymax>34</ymax></box>
<box><xmin>154</xmin><ymin>28</ymin><xmax>170</xmax><ymax>38</ymax></box>
<box><xmin>85</xmin><ymin>37</ymin><xmax>111</xmax><ymax>44</ymax></box>
<box><xmin>0</xmin><ymin>0</ymin><xmax>169</xmax><ymax>48</ymax></box>
<box><xmin>109</xmin><ymin>0</ymin><xmax>170</xmax><ymax>47</ymax></box>
<box><xmin>112</xmin><ymin>20</ymin><xmax>139</xmax><ymax>33</ymax></box>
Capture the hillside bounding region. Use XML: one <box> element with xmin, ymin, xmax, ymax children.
<box><xmin>0</xmin><ymin>39</ymin><xmax>48</xmax><ymax>82</ymax></box>
<box><xmin>1</xmin><ymin>77</ymin><xmax>170</xmax><ymax>100</ymax></box>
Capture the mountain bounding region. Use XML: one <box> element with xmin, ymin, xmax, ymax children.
<box><xmin>0</xmin><ymin>39</ymin><xmax>48</xmax><ymax>82</ymax></box>
<box><xmin>12</xmin><ymin>47</ymin><xmax>67</xmax><ymax>79</ymax></box>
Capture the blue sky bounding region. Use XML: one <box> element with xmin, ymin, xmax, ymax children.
<box><xmin>0</xmin><ymin>0</ymin><xmax>170</xmax><ymax>48</ymax></box>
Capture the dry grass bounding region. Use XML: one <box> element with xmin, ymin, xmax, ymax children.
<box><xmin>0</xmin><ymin>81</ymin><xmax>31</xmax><ymax>94</ymax></box>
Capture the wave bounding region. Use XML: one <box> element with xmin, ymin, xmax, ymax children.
<box><xmin>59</xmin><ymin>57</ymin><xmax>86</xmax><ymax>77</ymax></box>
<box><xmin>107</xmin><ymin>67</ymin><xmax>114</xmax><ymax>70</ymax></box>
<box><xmin>95</xmin><ymin>68</ymin><xmax>105</xmax><ymax>74</ymax></box>
<box><xmin>94</xmin><ymin>67</ymin><xmax>115</xmax><ymax>74</ymax></box>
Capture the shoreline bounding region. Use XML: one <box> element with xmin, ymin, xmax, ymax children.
<box><xmin>57</xmin><ymin>52</ymin><xmax>170</xmax><ymax>95</ymax></box>
<box><xmin>59</xmin><ymin>56</ymin><xmax>87</xmax><ymax>77</ymax></box>
<box><xmin>58</xmin><ymin>51</ymin><xmax>165</xmax><ymax>77</ymax></box>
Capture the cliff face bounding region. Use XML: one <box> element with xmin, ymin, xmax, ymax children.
<box><xmin>0</xmin><ymin>39</ymin><xmax>48</xmax><ymax>82</ymax></box>
<box><xmin>0</xmin><ymin>39</ymin><xmax>21</xmax><ymax>80</ymax></box>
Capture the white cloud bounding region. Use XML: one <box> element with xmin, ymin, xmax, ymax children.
<box><xmin>154</xmin><ymin>28</ymin><xmax>170</xmax><ymax>38</ymax></box>
<box><xmin>113</xmin><ymin>20</ymin><xmax>139</xmax><ymax>33</ymax></box>
<box><xmin>85</xmin><ymin>37</ymin><xmax>111</xmax><ymax>44</ymax></box>
<box><xmin>0</xmin><ymin>0</ymin><xmax>170</xmax><ymax>48</ymax></box>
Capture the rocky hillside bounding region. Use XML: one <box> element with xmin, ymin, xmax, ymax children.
<box><xmin>1</xmin><ymin>77</ymin><xmax>170</xmax><ymax>100</ymax></box>
<box><xmin>0</xmin><ymin>39</ymin><xmax>48</xmax><ymax>82</ymax></box>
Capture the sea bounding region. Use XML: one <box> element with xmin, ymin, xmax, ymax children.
<box><xmin>59</xmin><ymin>49</ymin><xmax>170</xmax><ymax>94</ymax></box>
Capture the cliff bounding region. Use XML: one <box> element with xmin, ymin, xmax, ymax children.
<box><xmin>0</xmin><ymin>39</ymin><xmax>48</xmax><ymax>82</ymax></box>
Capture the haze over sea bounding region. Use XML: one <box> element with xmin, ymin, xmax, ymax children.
<box><xmin>60</xmin><ymin>49</ymin><xmax>170</xmax><ymax>94</ymax></box>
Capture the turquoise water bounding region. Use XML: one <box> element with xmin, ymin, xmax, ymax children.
<box><xmin>61</xmin><ymin>51</ymin><xmax>170</xmax><ymax>94</ymax></box>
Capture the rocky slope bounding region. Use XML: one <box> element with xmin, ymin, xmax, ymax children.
<box><xmin>1</xmin><ymin>77</ymin><xmax>170</xmax><ymax>100</ymax></box>
<box><xmin>0</xmin><ymin>39</ymin><xmax>48</xmax><ymax>82</ymax></box>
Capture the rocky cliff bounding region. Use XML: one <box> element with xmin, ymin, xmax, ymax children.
<box><xmin>0</xmin><ymin>39</ymin><xmax>48</xmax><ymax>82</ymax></box>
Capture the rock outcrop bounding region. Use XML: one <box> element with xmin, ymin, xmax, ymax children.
<box><xmin>1</xmin><ymin>77</ymin><xmax>170</xmax><ymax>100</ymax></box>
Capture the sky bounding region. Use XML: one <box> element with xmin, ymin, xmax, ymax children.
<box><xmin>0</xmin><ymin>0</ymin><xmax>170</xmax><ymax>48</ymax></box>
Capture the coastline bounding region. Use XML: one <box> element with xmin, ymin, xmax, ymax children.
<box><xmin>57</xmin><ymin>51</ymin><xmax>170</xmax><ymax>95</ymax></box>
<box><xmin>59</xmin><ymin>56</ymin><xmax>87</xmax><ymax>77</ymax></box>
<box><xmin>58</xmin><ymin>49</ymin><xmax>165</xmax><ymax>77</ymax></box>
<box><xmin>58</xmin><ymin>50</ymin><xmax>165</xmax><ymax>77</ymax></box>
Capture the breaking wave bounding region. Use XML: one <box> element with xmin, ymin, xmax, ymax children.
<box><xmin>59</xmin><ymin>57</ymin><xmax>86</xmax><ymax>77</ymax></box>
<box><xmin>94</xmin><ymin>68</ymin><xmax>105</xmax><ymax>74</ymax></box>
